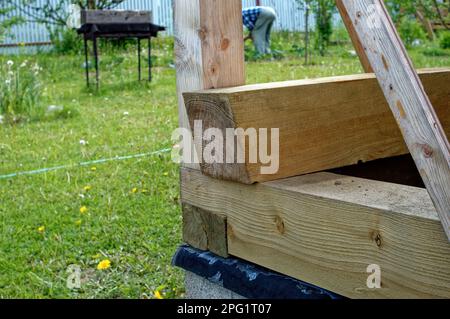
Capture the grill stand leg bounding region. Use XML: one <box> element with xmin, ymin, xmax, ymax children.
<box><xmin>93</xmin><ymin>36</ymin><xmax>99</xmax><ymax>90</ymax></box>
<box><xmin>84</xmin><ymin>37</ymin><xmax>90</xmax><ymax>87</ymax></box>
<box><xmin>138</xmin><ymin>38</ymin><xmax>142</xmax><ymax>81</ymax></box>
<box><xmin>148</xmin><ymin>37</ymin><xmax>152</xmax><ymax>82</ymax></box>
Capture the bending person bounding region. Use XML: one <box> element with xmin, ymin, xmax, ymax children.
<box><xmin>243</xmin><ymin>6</ymin><xmax>277</xmax><ymax>55</ymax></box>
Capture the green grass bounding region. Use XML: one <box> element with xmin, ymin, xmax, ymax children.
<box><xmin>0</xmin><ymin>33</ymin><xmax>448</xmax><ymax>298</ymax></box>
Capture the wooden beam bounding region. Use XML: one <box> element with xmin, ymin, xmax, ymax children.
<box><xmin>174</xmin><ymin>0</ymin><xmax>245</xmax><ymax>170</ymax></box>
<box><xmin>182</xmin><ymin>203</ymin><xmax>228</xmax><ymax>258</ymax></box>
<box><xmin>181</xmin><ymin>168</ymin><xmax>450</xmax><ymax>299</ymax></box>
<box><xmin>183</xmin><ymin>68</ymin><xmax>450</xmax><ymax>184</ymax></box>
<box><xmin>335</xmin><ymin>0</ymin><xmax>373</xmax><ymax>72</ymax></box>
<box><xmin>337</xmin><ymin>0</ymin><xmax>450</xmax><ymax>241</ymax></box>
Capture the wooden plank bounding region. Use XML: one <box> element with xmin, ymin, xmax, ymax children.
<box><xmin>81</xmin><ymin>10</ymin><xmax>153</xmax><ymax>24</ymax></box>
<box><xmin>183</xmin><ymin>68</ymin><xmax>450</xmax><ymax>184</ymax></box>
<box><xmin>182</xmin><ymin>203</ymin><xmax>228</xmax><ymax>258</ymax></box>
<box><xmin>181</xmin><ymin>168</ymin><xmax>450</xmax><ymax>299</ymax></box>
<box><xmin>174</xmin><ymin>0</ymin><xmax>245</xmax><ymax>170</ymax></box>
<box><xmin>335</xmin><ymin>0</ymin><xmax>373</xmax><ymax>72</ymax></box>
<box><xmin>337</xmin><ymin>0</ymin><xmax>450</xmax><ymax>241</ymax></box>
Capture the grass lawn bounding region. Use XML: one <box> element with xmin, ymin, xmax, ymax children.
<box><xmin>0</xmin><ymin>33</ymin><xmax>448</xmax><ymax>298</ymax></box>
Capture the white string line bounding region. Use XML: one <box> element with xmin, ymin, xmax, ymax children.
<box><xmin>0</xmin><ymin>147</ymin><xmax>172</xmax><ymax>180</ymax></box>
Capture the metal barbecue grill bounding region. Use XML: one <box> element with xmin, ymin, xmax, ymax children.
<box><xmin>77</xmin><ymin>10</ymin><xmax>166</xmax><ymax>88</ymax></box>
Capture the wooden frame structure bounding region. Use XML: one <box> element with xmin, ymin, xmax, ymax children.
<box><xmin>174</xmin><ymin>0</ymin><xmax>450</xmax><ymax>298</ymax></box>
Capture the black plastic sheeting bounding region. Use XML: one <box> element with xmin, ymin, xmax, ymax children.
<box><xmin>77</xmin><ymin>23</ymin><xmax>166</xmax><ymax>38</ymax></box>
<box><xmin>172</xmin><ymin>245</ymin><xmax>343</xmax><ymax>300</ymax></box>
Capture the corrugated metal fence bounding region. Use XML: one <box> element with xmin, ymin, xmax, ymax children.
<box><xmin>1</xmin><ymin>0</ymin><xmax>342</xmax><ymax>54</ymax></box>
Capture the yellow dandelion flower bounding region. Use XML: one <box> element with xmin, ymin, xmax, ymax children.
<box><xmin>84</xmin><ymin>185</ymin><xmax>92</xmax><ymax>192</ymax></box>
<box><xmin>38</xmin><ymin>226</ymin><xmax>45</xmax><ymax>233</ymax></box>
<box><xmin>131</xmin><ymin>188</ymin><xmax>138</xmax><ymax>194</ymax></box>
<box><xmin>91</xmin><ymin>167</ymin><xmax>97</xmax><ymax>171</ymax></box>
<box><xmin>75</xmin><ymin>219</ymin><xmax>82</xmax><ymax>226</ymax></box>
<box><xmin>154</xmin><ymin>290</ymin><xmax>163</xmax><ymax>299</ymax></box>
<box><xmin>97</xmin><ymin>259</ymin><xmax>111</xmax><ymax>270</ymax></box>
<box><xmin>80</xmin><ymin>206</ymin><xmax>88</xmax><ymax>214</ymax></box>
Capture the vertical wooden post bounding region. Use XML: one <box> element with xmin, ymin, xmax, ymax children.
<box><xmin>174</xmin><ymin>0</ymin><xmax>245</xmax><ymax>169</ymax></box>
<box><xmin>174</xmin><ymin>0</ymin><xmax>245</xmax><ymax>253</ymax></box>
<box><xmin>337</xmin><ymin>0</ymin><xmax>450</xmax><ymax>241</ymax></box>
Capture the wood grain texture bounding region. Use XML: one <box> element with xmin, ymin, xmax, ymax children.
<box><xmin>174</xmin><ymin>0</ymin><xmax>245</xmax><ymax>170</ymax></box>
<box><xmin>181</xmin><ymin>168</ymin><xmax>450</xmax><ymax>299</ymax></box>
<box><xmin>182</xmin><ymin>203</ymin><xmax>228</xmax><ymax>258</ymax></box>
<box><xmin>338</xmin><ymin>0</ymin><xmax>450</xmax><ymax>241</ymax></box>
<box><xmin>335</xmin><ymin>0</ymin><xmax>373</xmax><ymax>73</ymax></box>
<box><xmin>199</xmin><ymin>0</ymin><xmax>246</xmax><ymax>90</ymax></box>
<box><xmin>184</xmin><ymin>68</ymin><xmax>450</xmax><ymax>184</ymax></box>
<box><xmin>80</xmin><ymin>10</ymin><xmax>153</xmax><ymax>24</ymax></box>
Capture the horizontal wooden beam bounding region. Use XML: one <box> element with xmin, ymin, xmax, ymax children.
<box><xmin>181</xmin><ymin>168</ymin><xmax>450</xmax><ymax>298</ymax></box>
<box><xmin>183</xmin><ymin>68</ymin><xmax>450</xmax><ymax>184</ymax></box>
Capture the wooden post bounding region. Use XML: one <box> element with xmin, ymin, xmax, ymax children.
<box><xmin>174</xmin><ymin>0</ymin><xmax>245</xmax><ymax>252</ymax></box>
<box><xmin>174</xmin><ymin>0</ymin><xmax>245</xmax><ymax>158</ymax></box>
<box><xmin>337</xmin><ymin>0</ymin><xmax>450</xmax><ymax>241</ymax></box>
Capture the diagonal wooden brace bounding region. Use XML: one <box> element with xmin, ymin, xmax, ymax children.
<box><xmin>336</xmin><ymin>0</ymin><xmax>450</xmax><ymax>241</ymax></box>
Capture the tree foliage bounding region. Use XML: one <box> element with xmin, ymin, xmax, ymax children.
<box><xmin>385</xmin><ymin>0</ymin><xmax>449</xmax><ymax>30</ymax></box>
<box><xmin>313</xmin><ymin>0</ymin><xmax>335</xmax><ymax>55</ymax></box>
<box><xmin>296</xmin><ymin>0</ymin><xmax>336</xmax><ymax>56</ymax></box>
<box><xmin>0</xmin><ymin>4</ymin><xmax>23</xmax><ymax>40</ymax></box>
<box><xmin>5</xmin><ymin>0</ymin><xmax>125</xmax><ymax>27</ymax></box>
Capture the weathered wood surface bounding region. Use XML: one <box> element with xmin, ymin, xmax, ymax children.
<box><xmin>182</xmin><ymin>203</ymin><xmax>228</xmax><ymax>258</ymax></box>
<box><xmin>81</xmin><ymin>10</ymin><xmax>152</xmax><ymax>24</ymax></box>
<box><xmin>184</xmin><ymin>68</ymin><xmax>450</xmax><ymax>184</ymax></box>
<box><xmin>338</xmin><ymin>0</ymin><xmax>450</xmax><ymax>241</ymax></box>
<box><xmin>174</xmin><ymin>0</ymin><xmax>245</xmax><ymax>170</ymax></box>
<box><xmin>181</xmin><ymin>168</ymin><xmax>450</xmax><ymax>299</ymax></box>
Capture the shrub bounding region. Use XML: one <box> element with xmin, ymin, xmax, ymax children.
<box><xmin>398</xmin><ymin>17</ymin><xmax>427</xmax><ymax>48</ymax></box>
<box><xmin>440</xmin><ymin>32</ymin><xmax>450</xmax><ymax>50</ymax></box>
<box><xmin>421</xmin><ymin>46</ymin><xmax>449</xmax><ymax>57</ymax></box>
<box><xmin>0</xmin><ymin>59</ymin><xmax>43</xmax><ymax>123</ymax></box>
<box><xmin>331</xmin><ymin>25</ymin><xmax>351</xmax><ymax>45</ymax></box>
<box><xmin>50</xmin><ymin>28</ymin><xmax>83</xmax><ymax>55</ymax></box>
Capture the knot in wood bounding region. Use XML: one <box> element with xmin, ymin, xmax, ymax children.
<box><xmin>275</xmin><ymin>216</ymin><xmax>285</xmax><ymax>235</ymax></box>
